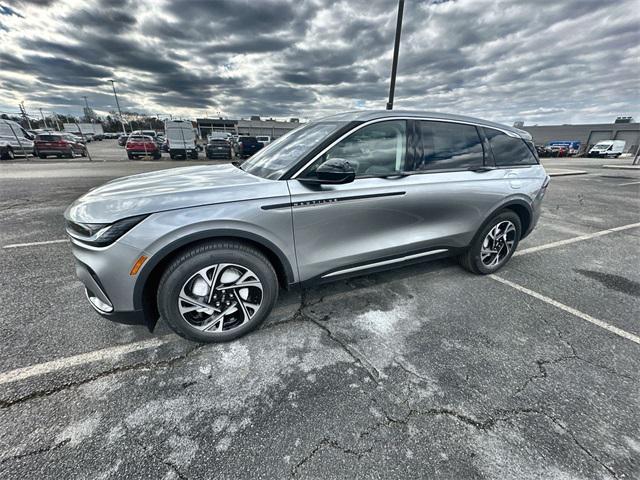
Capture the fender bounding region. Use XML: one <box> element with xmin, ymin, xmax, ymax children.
<box><xmin>132</xmin><ymin>228</ymin><xmax>296</xmax><ymax>310</ymax></box>
<box><xmin>477</xmin><ymin>196</ymin><xmax>534</xmax><ymax>240</ymax></box>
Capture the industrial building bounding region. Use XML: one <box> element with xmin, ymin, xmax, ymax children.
<box><xmin>521</xmin><ymin>117</ymin><xmax>639</xmax><ymax>154</ymax></box>
<box><xmin>196</xmin><ymin>117</ymin><xmax>301</xmax><ymax>140</ymax></box>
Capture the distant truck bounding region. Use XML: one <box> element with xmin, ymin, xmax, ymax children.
<box><xmin>588</xmin><ymin>140</ymin><xmax>625</xmax><ymax>158</ymax></box>
<box><xmin>165</xmin><ymin>120</ymin><xmax>198</xmax><ymax>160</ymax></box>
<box><xmin>63</xmin><ymin>123</ymin><xmax>104</xmax><ymax>140</ymax></box>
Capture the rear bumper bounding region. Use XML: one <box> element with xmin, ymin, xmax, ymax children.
<box><xmin>127</xmin><ymin>149</ymin><xmax>159</xmax><ymax>155</ymax></box>
<box><xmin>37</xmin><ymin>148</ymin><xmax>71</xmax><ymax>155</ymax></box>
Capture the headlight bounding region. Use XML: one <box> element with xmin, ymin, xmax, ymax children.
<box><xmin>66</xmin><ymin>214</ymin><xmax>148</xmax><ymax>247</ymax></box>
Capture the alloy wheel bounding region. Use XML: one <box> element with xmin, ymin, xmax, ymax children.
<box><xmin>480</xmin><ymin>220</ymin><xmax>516</xmax><ymax>267</ymax></box>
<box><xmin>178</xmin><ymin>263</ymin><xmax>263</xmax><ymax>333</ymax></box>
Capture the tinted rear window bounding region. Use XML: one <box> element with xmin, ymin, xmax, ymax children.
<box><xmin>239</xmin><ymin>137</ymin><xmax>258</xmax><ymax>143</ymax></box>
<box><xmin>485</xmin><ymin>128</ymin><xmax>537</xmax><ymax>166</ymax></box>
<box><xmin>37</xmin><ymin>135</ymin><xmax>62</xmax><ymax>141</ymax></box>
<box><xmin>412</xmin><ymin>121</ymin><xmax>484</xmax><ymax>171</ymax></box>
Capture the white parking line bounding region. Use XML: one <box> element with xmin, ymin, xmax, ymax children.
<box><xmin>490</xmin><ymin>275</ymin><xmax>640</xmax><ymax>345</ymax></box>
<box><xmin>618</xmin><ymin>180</ymin><xmax>640</xmax><ymax>186</ymax></box>
<box><xmin>516</xmin><ymin>221</ymin><xmax>640</xmax><ymax>256</ymax></box>
<box><xmin>2</xmin><ymin>239</ymin><xmax>68</xmax><ymax>249</ymax></box>
<box><xmin>0</xmin><ymin>337</ymin><xmax>173</xmax><ymax>386</ymax></box>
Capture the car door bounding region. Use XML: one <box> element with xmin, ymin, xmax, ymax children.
<box><xmin>287</xmin><ymin>120</ymin><xmax>422</xmax><ymax>281</ymax></box>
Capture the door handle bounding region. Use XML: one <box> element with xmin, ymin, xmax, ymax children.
<box><xmin>468</xmin><ymin>166</ymin><xmax>496</xmax><ymax>173</ymax></box>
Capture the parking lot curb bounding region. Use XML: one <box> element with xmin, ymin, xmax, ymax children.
<box><xmin>602</xmin><ymin>165</ymin><xmax>640</xmax><ymax>170</ymax></box>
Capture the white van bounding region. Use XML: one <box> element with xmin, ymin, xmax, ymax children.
<box><xmin>165</xmin><ymin>120</ymin><xmax>198</xmax><ymax>160</ymax></box>
<box><xmin>588</xmin><ymin>140</ymin><xmax>625</xmax><ymax>158</ymax></box>
<box><xmin>0</xmin><ymin>119</ymin><xmax>35</xmax><ymax>159</ymax></box>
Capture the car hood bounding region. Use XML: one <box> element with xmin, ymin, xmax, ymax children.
<box><xmin>65</xmin><ymin>164</ymin><xmax>282</xmax><ymax>224</ymax></box>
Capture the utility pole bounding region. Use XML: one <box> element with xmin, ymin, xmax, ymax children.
<box><xmin>19</xmin><ymin>102</ymin><xmax>32</xmax><ymax>129</ymax></box>
<box><xmin>386</xmin><ymin>0</ymin><xmax>405</xmax><ymax>110</ymax></box>
<box><xmin>39</xmin><ymin>108</ymin><xmax>49</xmax><ymax>129</ymax></box>
<box><xmin>110</xmin><ymin>80</ymin><xmax>127</xmax><ymax>135</ymax></box>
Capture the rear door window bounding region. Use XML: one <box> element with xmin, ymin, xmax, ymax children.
<box><xmin>413</xmin><ymin>121</ymin><xmax>484</xmax><ymax>171</ymax></box>
<box><xmin>37</xmin><ymin>135</ymin><xmax>62</xmax><ymax>141</ymax></box>
<box><xmin>485</xmin><ymin>128</ymin><xmax>537</xmax><ymax>166</ymax></box>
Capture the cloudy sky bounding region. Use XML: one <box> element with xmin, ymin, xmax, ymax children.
<box><xmin>0</xmin><ymin>0</ymin><xmax>638</xmax><ymax>125</ymax></box>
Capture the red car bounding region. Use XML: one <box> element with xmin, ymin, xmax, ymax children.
<box><xmin>126</xmin><ymin>135</ymin><xmax>161</xmax><ymax>160</ymax></box>
<box><xmin>34</xmin><ymin>133</ymin><xmax>87</xmax><ymax>159</ymax></box>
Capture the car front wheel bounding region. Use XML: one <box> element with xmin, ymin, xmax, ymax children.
<box><xmin>157</xmin><ymin>240</ymin><xmax>279</xmax><ymax>342</ymax></box>
<box><xmin>459</xmin><ymin>210</ymin><xmax>521</xmax><ymax>275</ymax></box>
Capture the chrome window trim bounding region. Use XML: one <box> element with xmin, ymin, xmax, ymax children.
<box><xmin>291</xmin><ymin>116</ymin><xmax>521</xmax><ymax>179</ymax></box>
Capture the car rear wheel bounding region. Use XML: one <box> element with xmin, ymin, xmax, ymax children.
<box><xmin>459</xmin><ymin>210</ymin><xmax>521</xmax><ymax>275</ymax></box>
<box><xmin>157</xmin><ymin>240</ymin><xmax>279</xmax><ymax>343</ymax></box>
<box><xmin>68</xmin><ymin>148</ymin><xmax>75</xmax><ymax>158</ymax></box>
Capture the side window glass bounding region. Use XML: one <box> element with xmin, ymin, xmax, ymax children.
<box><xmin>414</xmin><ymin>121</ymin><xmax>483</xmax><ymax>171</ymax></box>
<box><xmin>485</xmin><ymin>128</ymin><xmax>537</xmax><ymax>166</ymax></box>
<box><xmin>304</xmin><ymin>120</ymin><xmax>406</xmax><ymax>178</ymax></box>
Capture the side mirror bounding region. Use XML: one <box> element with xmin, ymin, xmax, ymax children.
<box><xmin>301</xmin><ymin>158</ymin><xmax>355</xmax><ymax>185</ymax></box>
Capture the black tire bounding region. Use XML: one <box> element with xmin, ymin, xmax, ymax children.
<box><xmin>1</xmin><ymin>147</ymin><xmax>14</xmax><ymax>160</ymax></box>
<box><xmin>81</xmin><ymin>148</ymin><xmax>88</xmax><ymax>157</ymax></box>
<box><xmin>38</xmin><ymin>153</ymin><xmax>47</xmax><ymax>159</ymax></box>
<box><xmin>189</xmin><ymin>151</ymin><xmax>198</xmax><ymax>160</ymax></box>
<box><xmin>68</xmin><ymin>148</ymin><xmax>75</xmax><ymax>158</ymax></box>
<box><xmin>158</xmin><ymin>240</ymin><xmax>279</xmax><ymax>343</ymax></box>
<box><xmin>169</xmin><ymin>152</ymin><xmax>176</xmax><ymax>160</ymax></box>
<box><xmin>127</xmin><ymin>152</ymin><xmax>135</xmax><ymax>160</ymax></box>
<box><xmin>459</xmin><ymin>210</ymin><xmax>522</xmax><ymax>275</ymax></box>
<box><xmin>153</xmin><ymin>151</ymin><xmax>161</xmax><ymax>160</ymax></box>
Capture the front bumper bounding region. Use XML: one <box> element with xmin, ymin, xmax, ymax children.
<box><xmin>70</xmin><ymin>238</ymin><xmax>147</xmax><ymax>324</ymax></box>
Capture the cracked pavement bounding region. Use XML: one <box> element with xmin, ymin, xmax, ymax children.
<box><xmin>0</xmin><ymin>155</ymin><xmax>639</xmax><ymax>479</ymax></box>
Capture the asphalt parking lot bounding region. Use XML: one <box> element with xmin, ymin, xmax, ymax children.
<box><xmin>0</xmin><ymin>143</ymin><xmax>639</xmax><ymax>479</ymax></box>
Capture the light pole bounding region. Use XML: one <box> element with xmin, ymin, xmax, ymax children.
<box><xmin>386</xmin><ymin>0</ymin><xmax>405</xmax><ymax>110</ymax></box>
<box><xmin>39</xmin><ymin>108</ymin><xmax>49</xmax><ymax>129</ymax></box>
<box><xmin>110</xmin><ymin>80</ymin><xmax>127</xmax><ymax>135</ymax></box>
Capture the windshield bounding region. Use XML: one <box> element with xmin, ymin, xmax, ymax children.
<box><xmin>240</xmin><ymin>121</ymin><xmax>347</xmax><ymax>179</ymax></box>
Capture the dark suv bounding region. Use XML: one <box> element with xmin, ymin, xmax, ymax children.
<box><xmin>206</xmin><ymin>139</ymin><xmax>232</xmax><ymax>160</ymax></box>
<box><xmin>237</xmin><ymin>136</ymin><xmax>263</xmax><ymax>158</ymax></box>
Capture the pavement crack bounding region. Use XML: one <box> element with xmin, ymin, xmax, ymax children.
<box><xmin>0</xmin><ymin>438</ymin><xmax>70</xmax><ymax>465</ymax></box>
<box><xmin>540</xmin><ymin>412</ymin><xmax>620</xmax><ymax>479</ymax></box>
<box><xmin>290</xmin><ymin>436</ymin><xmax>371</xmax><ymax>478</ymax></box>
<box><xmin>0</xmin><ymin>344</ymin><xmax>205</xmax><ymax>410</ymax></box>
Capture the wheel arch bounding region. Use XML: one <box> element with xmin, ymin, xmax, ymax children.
<box><xmin>134</xmin><ymin>229</ymin><xmax>296</xmax><ymax>321</ymax></box>
<box><xmin>479</xmin><ymin>198</ymin><xmax>533</xmax><ymax>241</ymax></box>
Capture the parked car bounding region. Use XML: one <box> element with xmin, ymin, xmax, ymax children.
<box><xmin>118</xmin><ymin>134</ymin><xmax>129</xmax><ymax>146</ymax></box>
<box><xmin>205</xmin><ymin>139</ymin><xmax>233</xmax><ymax>160</ymax></box>
<box><xmin>0</xmin><ymin>119</ymin><xmax>35</xmax><ymax>159</ymax></box>
<box><xmin>237</xmin><ymin>136</ymin><xmax>263</xmax><ymax>158</ymax></box>
<box><xmin>546</xmin><ymin>141</ymin><xmax>581</xmax><ymax>157</ymax></box>
<box><xmin>165</xmin><ymin>120</ymin><xmax>198</xmax><ymax>159</ymax></box>
<box><xmin>534</xmin><ymin>145</ymin><xmax>550</xmax><ymax>157</ymax></box>
<box><xmin>256</xmin><ymin>135</ymin><xmax>271</xmax><ymax>146</ymax></box>
<box><xmin>34</xmin><ymin>133</ymin><xmax>88</xmax><ymax>158</ymax></box>
<box><xmin>126</xmin><ymin>135</ymin><xmax>161</xmax><ymax>160</ymax></box>
<box><xmin>588</xmin><ymin>140</ymin><xmax>625</xmax><ymax>157</ymax></box>
<box><xmin>65</xmin><ymin>110</ymin><xmax>549</xmax><ymax>343</ymax></box>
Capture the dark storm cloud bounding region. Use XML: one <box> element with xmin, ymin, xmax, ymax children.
<box><xmin>0</xmin><ymin>0</ymin><xmax>638</xmax><ymax>122</ymax></box>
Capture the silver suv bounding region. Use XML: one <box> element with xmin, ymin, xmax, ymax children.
<box><xmin>65</xmin><ymin>111</ymin><xmax>549</xmax><ymax>342</ymax></box>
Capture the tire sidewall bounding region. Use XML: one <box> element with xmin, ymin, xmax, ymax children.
<box><xmin>159</xmin><ymin>247</ymin><xmax>278</xmax><ymax>342</ymax></box>
<box><xmin>471</xmin><ymin>211</ymin><xmax>522</xmax><ymax>274</ymax></box>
